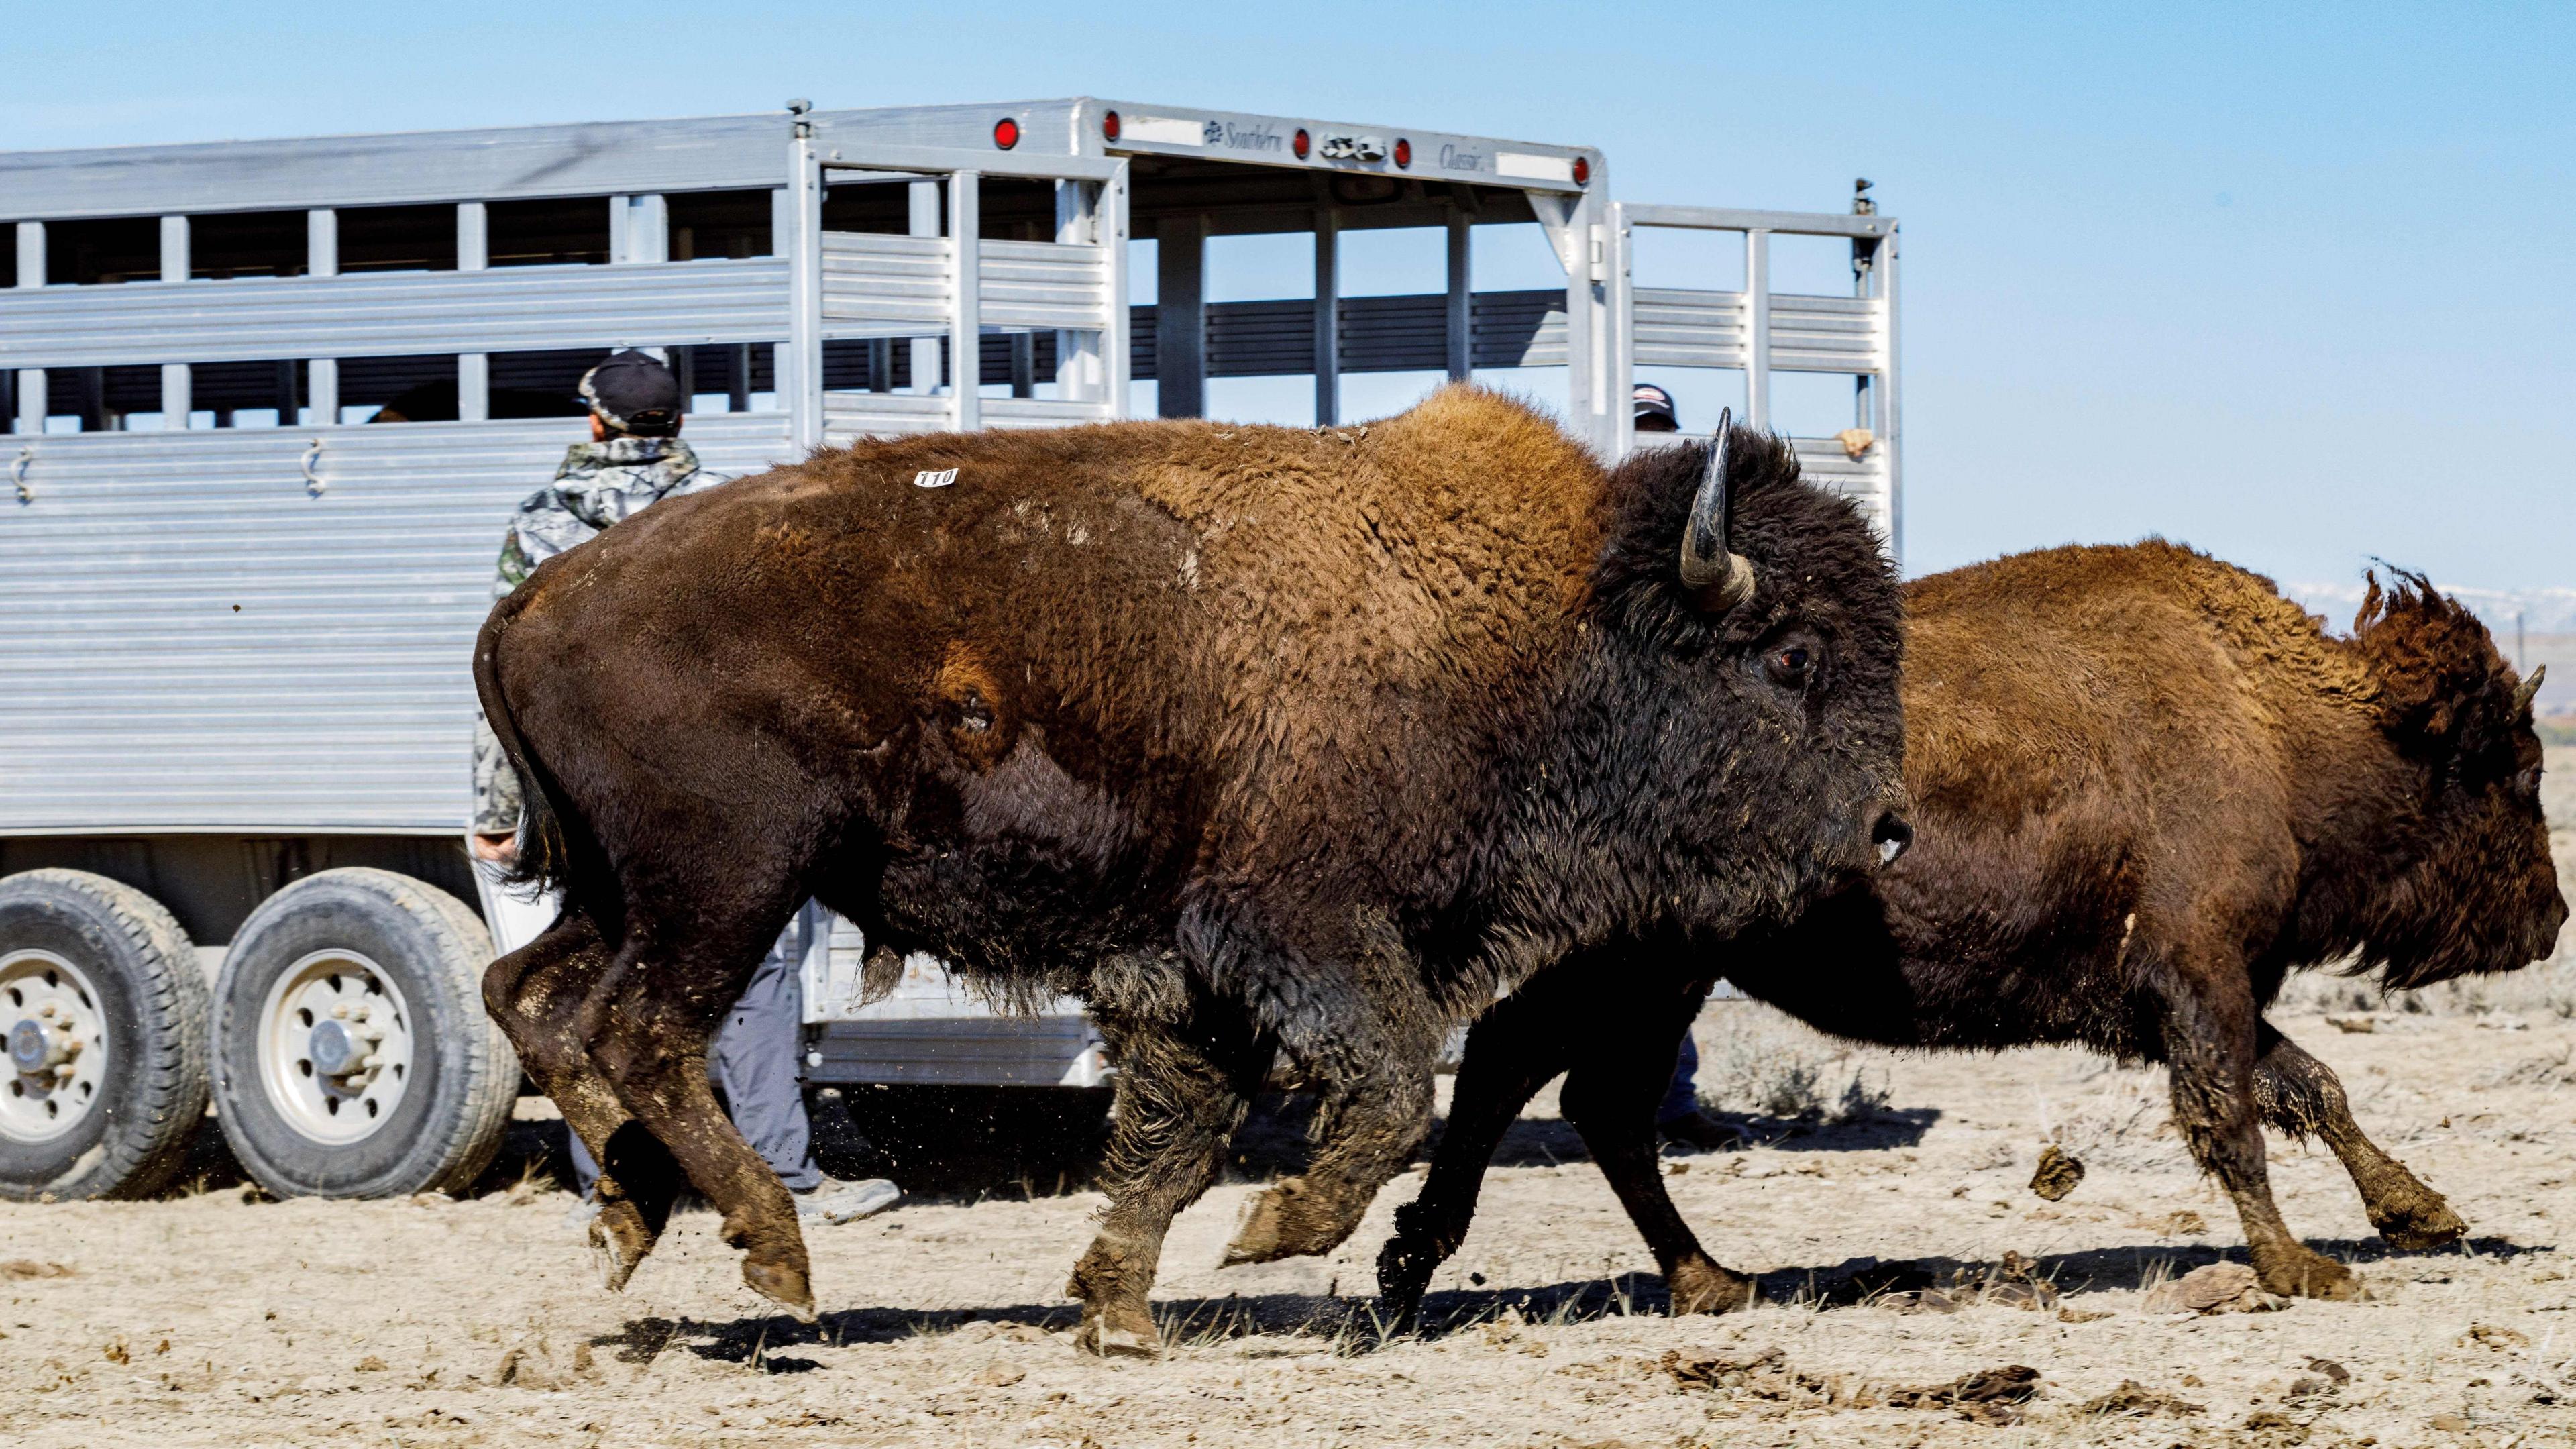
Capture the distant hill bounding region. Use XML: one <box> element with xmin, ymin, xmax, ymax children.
<box><xmin>2288</xmin><ymin>582</ymin><xmax>2576</xmax><ymax>636</ymax></box>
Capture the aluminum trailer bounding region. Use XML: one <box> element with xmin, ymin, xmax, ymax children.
<box><xmin>0</xmin><ymin>99</ymin><xmax>1899</xmax><ymax>1201</ymax></box>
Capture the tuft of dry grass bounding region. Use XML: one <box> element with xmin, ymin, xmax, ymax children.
<box><xmin>1692</xmin><ymin>1000</ymin><xmax>1890</xmax><ymax>1124</ymax></box>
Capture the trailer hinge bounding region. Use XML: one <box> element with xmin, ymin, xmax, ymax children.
<box><xmin>11</xmin><ymin>447</ymin><xmax>30</xmax><ymax>504</ymax></box>
<box><xmin>300</xmin><ymin>438</ymin><xmax>325</xmax><ymax>496</ymax></box>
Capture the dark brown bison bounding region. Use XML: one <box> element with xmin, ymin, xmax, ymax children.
<box><xmin>1381</xmin><ymin>543</ymin><xmax>2564</xmax><ymax>1323</ymax></box>
<box><xmin>473</xmin><ymin>388</ymin><xmax>1910</xmax><ymax>1351</ymax></box>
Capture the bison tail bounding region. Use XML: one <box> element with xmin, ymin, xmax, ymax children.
<box><xmin>473</xmin><ymin>592</ymin><xmax>576</xmax><ymax>894</ymax></box>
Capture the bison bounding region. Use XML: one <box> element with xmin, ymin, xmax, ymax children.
<box><xmin>1379</xmin><ymin>543</ymin><xmax>2565</xmax><ymax>1323</ymax></box>
<box><xmin>473</xmin><ymin>388</ymin><xmax>1911</xmax><ymax>1351</ymax></box>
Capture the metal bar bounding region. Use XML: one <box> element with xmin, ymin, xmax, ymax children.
<box><xmin>785</xmin><ymin>138</ymin><xmax>824</xmax><ymax>453</ymax></box>
<box><xmin>626</xmin><ymin>193</ymin><xmax>669</xmax><ymax>264</ymax></box>
<box><xmin>15</xmin><ymin>220</ymin><xmax>42</xmax><ymax>435</ymax></box>
<box><xmin>159</xmin><ymin>216</ymin><xmax>190</xmax><ymax>426</ymax></box>
<box><xmin>606</xmin><ymin>193</ymin><xmax>631</xmax><ymax>263</ymax></box>
<box><xmin>1444</xmin><ymin>210</ymin><xmax>1471</xmax><ymax>382</ymax></box>
<box><xmin>1562</xmin><ymin>193</ymin><xmax>1597</xmax><ymax>448</ymax></box>
<box><xmin>728</xmin><ymin>342</ymin><xmax>751</xmax><ymax>412</ymax></box>
<box><xmin>1619</xmin><ymin>203</ymin><xmax>1897</xmax><ymax>239</ymax></box>
<box><xmin>908</xmin><ymin>180</ymin><xmax>941</xmax><ymax>398</ymax></box>
<box><xmin>1104</xmin><ymin>162</ymin><xmax>1130</xmax><ymax>419</ymax></box>
<box><xmin>456</xmin><ymin>203</ymin><xmax>489</xmax><ymax>423</ymax></box>
<box><xmin>1878</xmin><ymin>231</ymin><xmax>1902</xmax><ymax>564</ymax></box>
<box><xmin>1155</xmin><ymin>213</ymin><xmax>1205</xmax><ymax>418</ymax></box>
<box><xmin>1608</xmin><ymin>202</ymin><xmax>1633</xmax><ymax>458</ymax></box>
<box><xmin>307</xmin><ymin>209</ymin><xmax>337</xmax><ymax>425</ymax></box>
<box><xmin>949</xmin><ymin>169</ymin><xmax>980</xmax><ymax>431</ymax></box>
<box><xmin>1052</xmin><ymin>179</ymin><xmax>1101</xmax><ymax>402</ymax></box>
<box><xmin>1743</xmin><ymin>229</ymin><xmax>1770</xmax><ymax>431</ymax></box>
<box><xmin>1313</xmin><ymin>206</ymin><xmax>1338</xmax><ymax>426</ymax></box>
<box><xmin>813</xmin><ymin>144</ymin><xmax>1122</xmax><ymax>184</ymax></box>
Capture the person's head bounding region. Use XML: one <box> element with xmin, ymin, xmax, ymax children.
<box><xmin>578</xmin><ymin>349</ymin><xmax>685</xmax><ymax>440</ymax></box>
<box><xmin>1633</xmin><ymin>383</ymin><xmax>1680</xmax><ymax>433</ymax></box>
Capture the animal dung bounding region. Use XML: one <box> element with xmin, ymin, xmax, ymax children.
<box><xmin>2029</xmin><ymin>1144</ymin><xmax>2086</xmax><ymax>1201</ymax></box>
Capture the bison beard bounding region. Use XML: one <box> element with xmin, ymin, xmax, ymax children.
<box><xmin>1386</xmin><ymin>543</ymin><xmax>2566</xmax><ymax>1324</ymax></box>
<box><xmin>472</xmin><ymin>386</ymin><xmax>1907</xmax><ymax>1350</ymax></box>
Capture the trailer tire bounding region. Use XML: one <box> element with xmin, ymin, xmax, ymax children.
<box><xmin>0</xmin><ymin>869</ymin><xmax>209</xmax><ymax>1202</ymax></box>
<box><xmin>211</xmin><ymin>869</ymin><xmax>517</xmax><ymax>1199</ymax></box>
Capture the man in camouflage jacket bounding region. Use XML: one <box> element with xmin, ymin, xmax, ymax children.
<box><xmin>472</xmin><ymin>349</ymin><xmax>720</xmax><ymax>839</ymax></box>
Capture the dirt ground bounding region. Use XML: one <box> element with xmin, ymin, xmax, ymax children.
<box><xmin>3</xmin><ymin>1004</ymin><xmax>2572</xmax><ymax>1449</ymax></box>
<box><xmin>4</xmin><ymin>765</ymin><xmax>2568</xmax><ymax>1448</ymax></box>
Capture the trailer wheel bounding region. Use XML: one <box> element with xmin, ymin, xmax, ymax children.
<box><xmin>0</xmin><ymin>869</ymin><xmax>209</xmax><ymax>1202</ymax></box>
<box><xmin>211</xmin><ymin>869</ymin><xmax>517</xmax><ymax>1199</ymax></box>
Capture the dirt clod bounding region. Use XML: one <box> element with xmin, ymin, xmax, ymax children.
<box><xmin>2143</xmin><ymin>1262</ymin><xmax>2287</xmax><ymax>1315</ymax></box>
<box><xmin>2029</xmin><ymin>1144</ymin><xmax>2086</xmax><ymax>1201</ymax></box>
<box><xmin>1884</xmin><ymin>1364</ymin><xmax>2042</xmax><ymax>1426</ymax></box>
<box><xmin>2302</xmin><ymin>1356</ymin><xmax>2350</xmax><ymax>1385</ymax></box>
<box><xmin>2080</xmin><ymin>1379</ymin><xmax>2205</xmax><ymax>1417</ymax></box>
<box><xmin>1</xmin><ymin>1259</ymin><xmax>74</xmax><ymax>1279</ymax></box>
<box><xmin>2464</xmin><ymin>1322</ymin><xmax>2530</xmax><ymax>1350</ymax></box>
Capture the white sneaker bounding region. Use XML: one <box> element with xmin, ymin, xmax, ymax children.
<box><xmin>796</xmin><ymin>1177</ymin><xmax>901</xmax><ymax>1224</ymax></box>
<box><xmin>562</xmin><ymin>1195</ymin><xmax>601</xmax><ymax>1238</ymax></box>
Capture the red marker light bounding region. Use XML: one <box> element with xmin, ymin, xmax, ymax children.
<box><xmin>1393</xmin><ymin>138</ymin><xmax>1411</xmax><ymax>168</ymax></box>
<box><xmin>1572</xmin><ymin>156</ymin><xmax>1591</xmax><ymax>186</ymax></box>
<box><xmin>992</xmin><ymin>117</ymin><xmax>1020</xmax><ymax>150</ymax></box>
<box><xmin>1292</xmin><ymin>128</ymin><xmax>1311</xmax><ymax>160</ymax></box>
<box><xmin>1101</xmin><ymin>110</ymin><xmax>1122</xmax><ymax>142</ymax></box>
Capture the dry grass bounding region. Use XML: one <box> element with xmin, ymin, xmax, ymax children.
<box><xmin>1691</xmin><ymin>999</ymin><xmax>1891</xmax><ymax>1124</ymax></box>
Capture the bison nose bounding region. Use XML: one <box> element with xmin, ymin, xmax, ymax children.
<box><xmin>1869</xmin><ymin>810</ymin><xmax>1913</xmax><ymax>869</ymax></box>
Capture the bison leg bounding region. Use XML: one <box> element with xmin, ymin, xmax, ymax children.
<box><xmin>585</xmin><ymin>928</ymin><xmax>814</xmax><ymax>1321</ymax></box>
<box><xmin>483</xmin><ymin>909</ymin><xmax>683</xmax><ymax>1289</ymax></box>
<box><xmin>1222</xmin><ymin>1024</ymin><xmax>1437</xmax><ymax>1269</ymax></box>
<box><xmin>1066</xmin><ymin>1006</ymin><xmax>1263</xmax><ymax>1357</ymax></box>
<box><xmin>1556</xmin><ymin>981</ymin><xmax>1755</xmax><ymax>1318</ymax></box>
<box><xmin>1375</xmin><ymin>981</ymin><xmax>1585</xmax><ymax>1331</ymax></box>
<box><xmin>2253</xmin><ymin>1020</ymin><xmax>2465</xmax><ymax>1251</ymax></box>
<box><xmin>2154</xmin><ymin>961</ymin><xmax>2362</xmax><ymax>1300</ymax></box>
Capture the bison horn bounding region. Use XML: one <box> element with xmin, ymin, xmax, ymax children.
<box><xmin>2513</xmin><ymin>665</ymin><xmax>2544</xmax><ymax>714</ymax></box>
<box><xmin>1678</xmin><ymin>408</ymin><xmax>1757</xmax><ymax>609</ymax></box>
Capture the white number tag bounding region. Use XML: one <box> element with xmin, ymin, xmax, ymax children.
<box><xmin>913</xmin><ymin>468</ymin><xmax>958</xmax><ymax>489</ymax></box>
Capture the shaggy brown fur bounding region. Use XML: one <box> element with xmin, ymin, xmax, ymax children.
<box><xmin>474</xmin><ymin>387</ymin><xmax>1911</xmax><ymax>1352</ymax></box>
<box><xmin>1384</xmin><ymin>542</ymin><xmax>2565</xmax><ymax>1322</ymax></box>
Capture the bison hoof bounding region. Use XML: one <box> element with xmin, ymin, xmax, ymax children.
<box><xmin>1374</xmin><ymin>1237</ymin><xmax>1438</xmax><ymax>1319</ymax></box>
<box><xmin>1076</xmin><ymin>1307</ymin><xmax>1162</xmax><ymax>1358</ymax></box>
<box><xmin>2372</xmin><ymin>1197</ymin><xmax>2467</xmax><ymax>1253</ymax></box>
<box><xmin>588</xmin><ymin>1202</ymin><xmax>657</xmax><ymax>1293</ymax></box>
<box><xmin>1222</xmin><ymin>1177</ymin><xmax>1353</xmax><ymax>1266</ymax></box>
<box><xmin>743</xmin><ymin>1254</ymin><xmax>818</xmax><ymax>1323</ymax></box>
<box><xmin>1666</xmin><ymin>1258</ymin><xmax>1758</xmax><ymax>1316</ymax></box>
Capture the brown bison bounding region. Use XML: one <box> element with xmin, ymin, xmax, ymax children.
<box><xmin>1381</xmin><ymin>543</ymin><xmax>2564</xmax><ymax>1322</ymax></box>
<box><xmin>473</xmin><ymin>389</ymin><xmax>1911</xmax><ymax>1351</ymax></box>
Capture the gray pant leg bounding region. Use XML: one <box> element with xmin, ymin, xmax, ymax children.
<box><xmin>566</xmin><ymin>916</ymin><xmax>819</xmax><ymax>1197</ymax></box>
<box><xmin>714</xmin><ymin>924</ymin><xmax>824</xmax><ymax>1193</ymax></box>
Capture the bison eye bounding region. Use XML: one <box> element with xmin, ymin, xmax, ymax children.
<box><xmin>2514</xmin><ymin>765</ymin><xmax>2542</xmax><ymax>800</ymax></box>
<box><xmin>1764</xmin><ymin>642</ymin><xmax>1816</xmax><ymax>690</ymax></box>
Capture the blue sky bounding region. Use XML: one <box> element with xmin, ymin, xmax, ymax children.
<box><xmin>4</xmin><ymin>2</ymin><xmax>2569</xmax><ymax>589</ymax></box>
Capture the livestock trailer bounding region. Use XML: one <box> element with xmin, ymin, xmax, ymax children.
<box><xmin>0</xmin><ymin>98</ymin><xmax>1902</xmax><ymax>1202</ymax></box>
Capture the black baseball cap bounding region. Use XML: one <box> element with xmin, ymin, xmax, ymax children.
<box><xmin>578</xmin><ymin>349</ymin><xmax>684</xmax><ymax>436</ymax></box>
<box><xmin>1632</xmin><ymin>383</ymin><xmax>1678</xmax><ymax>425</ymax></box>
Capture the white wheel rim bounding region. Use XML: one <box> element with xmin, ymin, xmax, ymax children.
<box><xmin>256</xmin><ymin>949</ymin><xmax>417</xmax><ymax>1146</ymax></box>
<box><xmin>1</xmin><ymin>950</ymin><xmax>110</xmax><ymax>1144</ymax></box>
